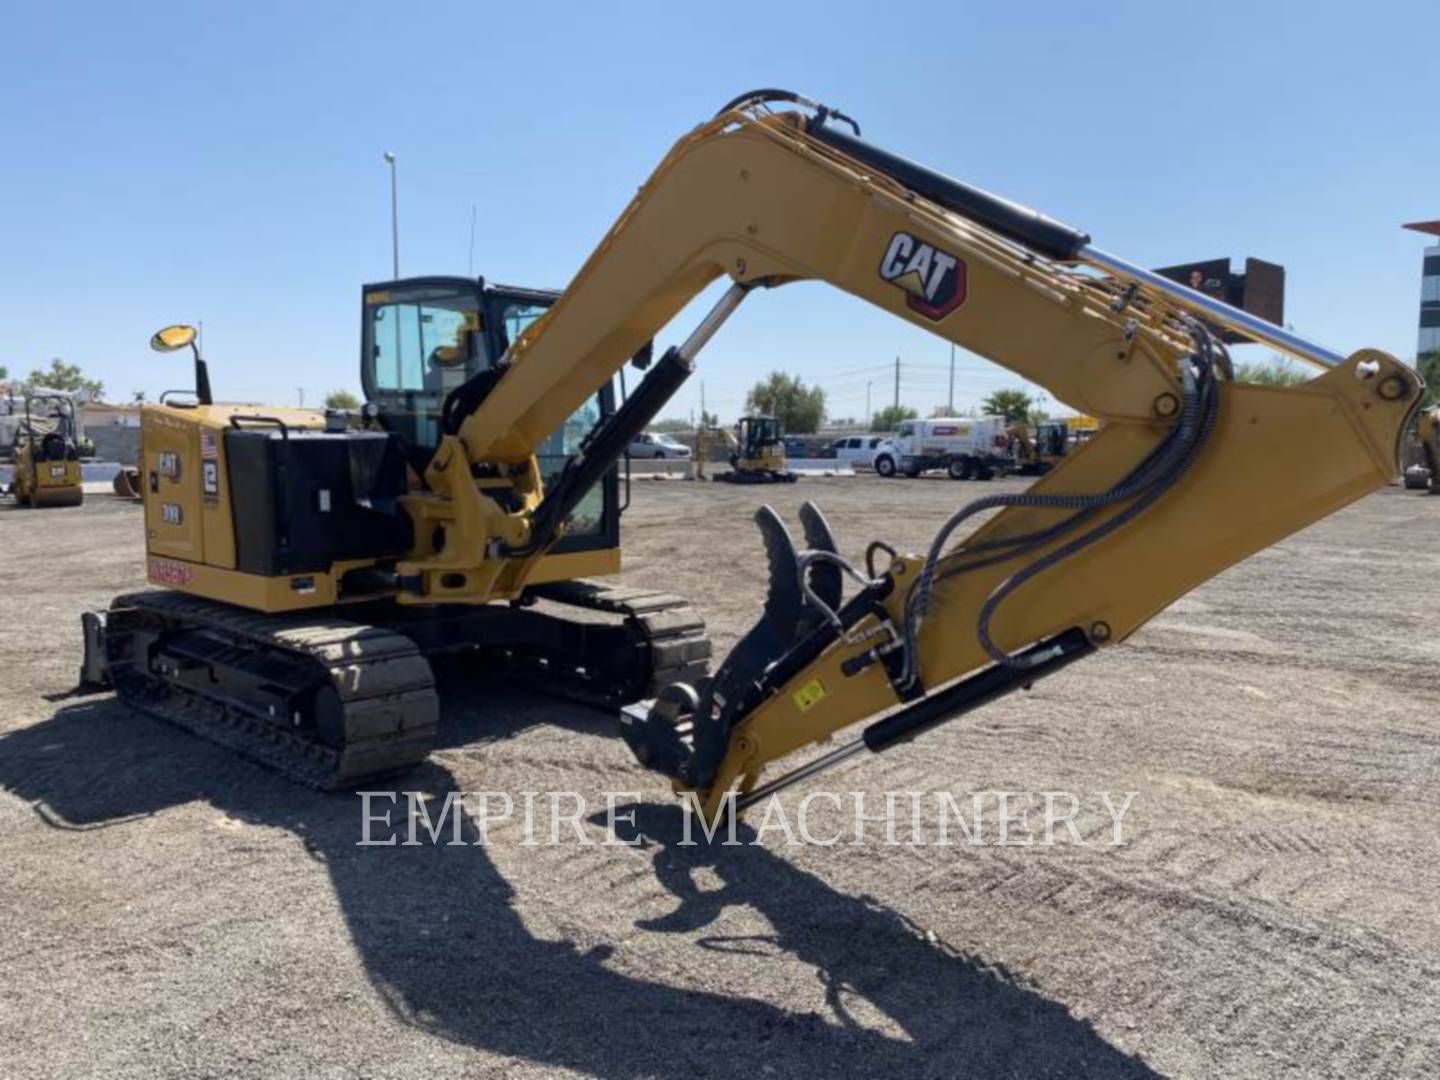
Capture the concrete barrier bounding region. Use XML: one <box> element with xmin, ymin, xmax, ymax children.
<box><xmin>628</xmin><ymin>459</ymin><xmax>693</xmax><ymax>477</ymax></box>
<box><xmin>631</xmin><ymin>458</ymin><xmax>857</xmax><ymax>478</ymax></box>
<box><xmin>635</xmin><ymin>458</ymin><xmax>857</xmax><ymax>481</ymax></box>
<box><xmin>788</xmin><ymin>458</ymin><xmax>854</xmax><ymax>476</ymax></box>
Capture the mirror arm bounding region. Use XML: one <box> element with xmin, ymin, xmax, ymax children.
<box><xmin>190</xmin><ymin>343</ymin><xmax>213</xmax><ymax>406</ymax></box>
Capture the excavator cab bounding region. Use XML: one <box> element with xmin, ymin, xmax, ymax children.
<box><xmin>360</xmin><ymin>276</ymin><xmax>620</xmax><ymax>552</ymax></box>
<box><xmin>1009</xmin><ymin>418</ymin><xmax>1071</xmax><ymax>477</ymax></box>
<box><xmin>715</xmin><ymin>415</ymin><xmax>796</xmax><ymax>484</ymax></box>
<box><xmin>1034</xmin><ymin>420</ymin><xmax>1068</xmax><ymax>460</ymax></box>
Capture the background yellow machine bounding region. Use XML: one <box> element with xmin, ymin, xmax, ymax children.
<box><xmin>80</xmin><ymin>90</ymin><xmax>1419</xmax><ymax>823</ymax></box>
<box><xmin>6</xmin><ymin>389</ymin><xmax>83</xmax><ymax>508</ymax></box>
<box><xmin>714</xmin><ymin>415</ymin><xmax>797</xmax><ymax>484</ymax></box>
<box><xmin>1009</xmin><ymin>415</ymin><xmax>1099</xmax><ymax>476</ymax></box>
<box><xmin>1402</xmin><ymin>406</ymin><xmax>1440</xmax><ymax>491</ymax></box>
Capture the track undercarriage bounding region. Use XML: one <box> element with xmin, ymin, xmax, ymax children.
<box><xmin>80</xmin><ymin>581</ymin><xmax>711</xmax><ymax>788</ymax></box>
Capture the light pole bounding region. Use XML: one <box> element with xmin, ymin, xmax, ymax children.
<box><xmin>383</xmin><ymin>151</ymin><xmax>399</xmax><ymax>278</ymax></box>
<box><xmin>948</xmin><ymin>343</ymin><xmax>955</xmax><ymax>414</ymax></box>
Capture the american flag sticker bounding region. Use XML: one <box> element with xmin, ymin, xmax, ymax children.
<box><xmin>200</xmin><ymin>430</ymin><xmax>217</xmax><ymax>458</ymax></box>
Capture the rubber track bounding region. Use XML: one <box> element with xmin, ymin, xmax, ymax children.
<box><xmin>103</xmin><ymin>581</ymin><xmax>709</xmax><ymax>789</ymax></box>
<box><xmin>105</xmin><ymin>591</ymin><xmax>438</xmax><ymax>790</ymax></box>
<box><xmin>528</xmin><ymin>579</ymin><xmax>712</xmax><ymax>698</ymax></box>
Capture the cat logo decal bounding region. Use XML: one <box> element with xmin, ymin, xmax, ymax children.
<box><xmin>878</xmin><ymin>232</ymin><xmax>966</xmax><ymax>320</ymax></box>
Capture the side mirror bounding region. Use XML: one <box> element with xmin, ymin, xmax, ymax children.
<box><xmin>150</xmin><ymin>325</ymin><xmax>198</xmax><ymax>353</ymax></box>
<box><xmin>148</xmin><ymin>324</ymin><xmax>212</xmax><ymax>406</ymax></box>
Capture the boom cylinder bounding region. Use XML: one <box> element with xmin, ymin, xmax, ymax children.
<box><xmin>521</xmin><ymin>284</ymin><xmax>750</xmax><ymax>550</ymax></box>
<box><xmin>1080</xmin><ymin>246</ymin><xmax>1343</xmax><ymax>369</ymax></box>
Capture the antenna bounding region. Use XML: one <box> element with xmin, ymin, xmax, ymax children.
<box><xmin>468</xmin><ymin>205</ymin><xmax>477</xmax><ymax>276</ymax></box>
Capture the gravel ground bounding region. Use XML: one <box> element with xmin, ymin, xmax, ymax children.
<box><xmin>2</xmin><ymin>477</ymin><xmax>1439</xmax><ymax>1079</ymax></box>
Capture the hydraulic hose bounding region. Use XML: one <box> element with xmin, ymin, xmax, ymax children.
<box><xmin>897</xmin><ymin>322</ymin><xmax>1220</xmax><ymax>687</ymax></box>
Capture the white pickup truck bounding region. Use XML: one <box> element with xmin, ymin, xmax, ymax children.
<box><xmin>872</xmin><ymin>416</ymin><xmax>1011</xmax><ymax>479</ymax></box>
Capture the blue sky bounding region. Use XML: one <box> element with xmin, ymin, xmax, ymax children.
<box><xmin>3</xmin><ymin>1</ymin><xmax>1437</xmax><ymax>422</ymax></box>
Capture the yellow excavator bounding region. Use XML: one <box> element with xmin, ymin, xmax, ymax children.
<box><xmin>1007</xmin><ymin>419</ymin><xmax>1070</xmax><ymax>476</ymax></box>
<box><xmin>1009</xmin><ymin>415</ymin><xmax>1102</xmax><ymax>476</ymax></box>
<box><xmin>77</xmin><ymin>90</ymin><xmax>1418</xmax><ymax>825</ymax></box>
<box><xmin>714</xmin><ymin>415</ymin><xmax>798</xmax><ymax>483</ymax></box>
<box><xmin>1402</xmin><ymin>407</ymin><xmax>1440</xmax><ymax>491</ymax></box>
<box><xmin>6</xmin><ymin>389</ymin><xmax>83</xmax><ymax>508</ymax></box>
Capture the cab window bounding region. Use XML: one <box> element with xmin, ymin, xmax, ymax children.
<box><xmin>538</xmin><ymin>397</ymin><xmax>605</xmax><ymax>538</ymax></box>
<box><xmin>371</xmin><ymin>301</ymin><xmax>481</xmax><ymax>394</ymax></box>
<box><xmin>494</xmin><ymin>300</ymin><xmax>547</xmax><ymax>355</ymax></box>
<box><xmin>365</xmin><ymin>285</ymin><xmax>487</xmax><ymax>453</ymax></box>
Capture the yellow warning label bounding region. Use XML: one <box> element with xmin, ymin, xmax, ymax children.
<box><xmin>793</xmin><ymin>677</ymin><xmax>827</xmax><ymax>713</ymax></box>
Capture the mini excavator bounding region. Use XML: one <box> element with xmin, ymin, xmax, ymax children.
<box><xmin>713</xmin><ymin>416</ymin><xmax>797</xmax><ymax>484</ymax></box>
<box><xmin>79</xmin><ymin>90</ymin><xmax>1419</xmax><ymax>824</ymax></box>
<box><xmin>1008</xmin><ymin>419</ymin><xmax>1072</xmax><ymax>476</ymax></box>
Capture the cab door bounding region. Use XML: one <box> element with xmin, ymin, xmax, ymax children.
<box><xmin>359</xmin><ymin>278</ymin><xmax>620</xmax><ymax>556</ymax></box>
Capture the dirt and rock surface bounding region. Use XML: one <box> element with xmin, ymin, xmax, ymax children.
<box><xmin>2</xmin><ymin>477</ymin><xmax>1439</xmax><ymax>1079</ymax></box>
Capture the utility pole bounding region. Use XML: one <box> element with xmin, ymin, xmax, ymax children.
<box><xmin>696</xmin><ymin>381</ymin><xmax>708</xmax><ymax>481</ymax></box>
<box><xmin>383</xmin><ymin>151</ymin><xmax>399</xmax><ymax>277</ymax></box>
<box><xmin>948</xmin><ymin>343</ymin><xmax>955</xmax><ymax>415</ymax></box>
<box><xmin>893</xmin><ymin>355</ymin><xmax>901</xmax><ymax>410</ymax></box>
<box><xmin>297</xmin><ymin>388</ymin><xmax>304</xmax><ymax>407</ymax></box>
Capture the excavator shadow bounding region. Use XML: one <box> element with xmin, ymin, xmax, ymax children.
<box><xmin>0</xmin><ymin>692</ymin><xmax>1160</xmax><ymax>1079</ymax></box>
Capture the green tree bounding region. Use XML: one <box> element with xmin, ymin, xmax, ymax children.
<box><xmin>870</xmin><ymin>404</ymin><xmax>918</xmax><ymax>432</ymax></box>
<box><xmin>0</xmin><ymin>365</ymin><xmax>8</xmax><ymax>381</ymax></box>
<box><xmin>324</xmin><ymin>389</ymin><xmax>363</xmax><ymax>410</ymax></box>
<box><xmin>744</xmin><ymin>372</ymin><xmax>826</xmax><ymax>433</ymax></box>
<box><xmin>980</xmin><ymin>388</ymin><xmax>1034</xmax><ymax>424</ymax></box>
<box><xmin>1232</xmin><ymin>357</ymin><xmax>1310</xmax><ymax>387</ymax></box>
<box><xmin>27</xmin><ymin>358</ymin><xmax>104</xmax><ymax>401</ymax></box>
<box><xmin>650</xmin><ymin>417</ymin><xmax>691</xmax><ymax>434</ymax></box>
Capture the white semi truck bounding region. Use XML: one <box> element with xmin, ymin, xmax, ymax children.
<box><xmin>872</xmin><ymin>416</ymin><xmax>1012</xmax><ymax>479</ymax></box>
